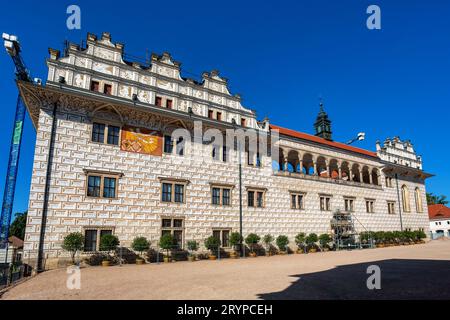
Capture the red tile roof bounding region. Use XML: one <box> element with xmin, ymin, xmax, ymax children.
<box><xmin>269</xmin><ymin>124</ymin><xmax>378</xmax><ymax>158</ymax></box>
<box><xmin>428</xmin><ymin>204</ymin><xmax>450</xmax><ymax>220</ymax></box>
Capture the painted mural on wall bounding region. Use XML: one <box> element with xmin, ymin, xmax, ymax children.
<box><xmin>120</xmin><ymin>126</ymin><xmax>162</xmax><ymax>156</ymax></box>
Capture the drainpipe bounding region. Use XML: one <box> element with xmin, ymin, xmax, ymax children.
<box><xmin>394</xmin><ymin>173</ymin><xmax>404</xmax><ymax>231</ymax></box>
<box><xmin>36</xmin><ymin>103</ymin><xmax>58</xmax><ymax>272</ymax></box>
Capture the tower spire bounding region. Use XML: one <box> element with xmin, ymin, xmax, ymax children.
<box><xmin>314</xmin><ymin>100</ymin><xmax>332</xmax><ymax>141</ymax></box>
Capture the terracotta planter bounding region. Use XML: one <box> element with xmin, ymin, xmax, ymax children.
<box><xmin>188</xmin><ymin>256</ymin><xmax>195</xmax><ymax>262</ymax></box>
<box><xmin>136</xmin><ymin>258</ymin><xmax>144</xmax><ymax>265</ymax></box>
<box><xmin>163</xmin><ymin>257</ymin><xmax>170</xmax><ymax>263</ymax></box>
<box><xmin>249</xmin><ymin>252</ymin><xmax>257</xmax><ymax>258</ymax></box>
<box><xmin>230</xmin><ymin>252</ymin><xmax>239</xmax><ymax>259</ymax></box>
<box><xmin>209</xmin><ymin>255</ymin><xmax>217</xmax><ymax>260</ymax></box>
<box><xmin>101</xmin><ymin>260</ymin><xmax>110</xmax><ymax>267</ymax></box>
<box><xmin>309</xmin><ymin>248</ymin><xmax>317</xmax><ymax>253</ymax></box>
<box><xmin>296</xmin><ymin>249</ymin><xmax>304</xmax><ymax>254</ymax></box>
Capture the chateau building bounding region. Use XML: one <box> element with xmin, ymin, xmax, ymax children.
<box><xmin>17</xmin><ymin>32</ymin><xmax>433</xmax><ymax>268</ymax></box>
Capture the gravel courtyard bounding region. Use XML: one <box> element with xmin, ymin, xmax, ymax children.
<box><xmin>2</xmin><ymin>240</ymin><xmax>450</xmax><ymax>300</ymax></box>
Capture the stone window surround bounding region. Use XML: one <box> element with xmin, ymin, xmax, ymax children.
<box><xmin>158</xmin><ymin>177</ymin><xmax>190</xmax><ymax>205</ymax></box>
<box><xmin>161</xmin><ymin>216</ymin><xmax>185</xmax><ymax>249</ymax></box>
<box><xmin>82</xmin><ymin>226</ymin><xmax>116</xmax><ymax>252</ymax></box>
<box><xmin>246</xmin><ymin>186</ymin><xmax>267</xmax><ymax>208</ymax></box>
<box><xmin>289</xmin><ymin>190</ymin><xmax>306</xmax><ymax>210</ymax></box>
<box><xmin>343</xmin><ymin>196</ymin><xmax>356</xmax><ymax>213</ymax></box>
<box><xmin>83</xmin><ymin>169</ymin><xmax>124</xmax><ymax>199</ymax></box>
<box><xmin>89</xmin><ymin>119</ymin><xmax>123</xmax><ymax>146</ymax></box>
<box><xmin>209</xmin><ymin>183</ymin><xmax>235</xmax><ymax>207</ymax></box>
<box><xmin>387</xmin><ymin>201</ymin><xmax>396</xmax><ymax>214</ymax></box>
<box><xmin>319</xmin><ymin>194</ymin><xmax>333</xmax><ymax>211</ymax></box>
<box><xmin>212</xmin><ymin>228</ymin><xmax>232</xmax><ymax>248</ymax></box>
<box><xmin>365</xmin><ymin>198</ymin><xmax>376</xmax><ymax>213</ymax></box>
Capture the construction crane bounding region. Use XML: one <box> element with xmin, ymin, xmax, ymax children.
<box><xmin>0</xmin><ymin>33</ymin><xmax>33</xmax><ymax>251</ymax></box>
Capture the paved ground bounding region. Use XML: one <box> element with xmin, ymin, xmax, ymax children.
<box><xmin>2</xmin><ymin>239</ymin><xmax>450</xmax><ymax>300</ymax></box>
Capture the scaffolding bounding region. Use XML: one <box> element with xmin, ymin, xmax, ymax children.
<box><xmin>331</xmin><ymin>209</ymin><xmax>374</xmax><ymax>250</ymax></box>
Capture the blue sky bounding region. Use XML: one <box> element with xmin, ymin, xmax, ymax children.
<box><xmin>0</xmin><ymin>0</ymin><xmax>449</xmax><ymax>218</ymax></box>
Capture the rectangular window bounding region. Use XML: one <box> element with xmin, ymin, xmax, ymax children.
<box><xmin>291</xmin><ymin>193</ymin><xmax>305</xmax><ymax>209</ymax></box>
<box><xmin>92</xmin><ymin>123</ymin><xmax>105</xmax><ymax>143</ymax></box>
<box><xmin>90</xmin><ymin>81</ymin><xmax>100</xmax><ymax>92</ymax></box>
<box><xmin>103</xmin><ymin>177</ymin><xmax>117</xmax><ymax>198</ymax></box>
<box><xmin>103</xmin><ymin>84</ymin><xmax>112</xmax><ymax>95</ymax></box>
<box><xmin>176</xmin><ymin>137</ymin><xmax>184</xmax><ymax>156</ymax></box>
<box><xmin>161</xmin><ymin>218</ymin><xmax>184</xmax><ymax>249</ymax></box>
<box><xmin>164</xmin><ymin>135</ymin><xmax>174</xmax><ymax>154</ymax></box>
<box><xmin>212</xmin><ymin>188</ymin><xmax>221</xmax><ymax>205</ymax></box>
<box><xmin>241</xmin><ymin>118</ymin><xmax>246</xmax><ymax>127</ymax></box>
<box><xmin>107</xmin><ymin>125</ymin><xmax>120</xmax><ymax>145</ymax></box>
<box><xmin>320</xmin><ymin>196</ymin><xmax>331</xmax><ymax>211</ymax></box>
<box><xmin>216</xmin><ymin>112</ymin><xmax>222</xmax><ymax>121</ymax></box>
<box><xmin>387</xmin><ymin>201</ymin><xmax>396</xmax><ymax>214</ymax></box>
<box><xmin>166</xmin><ymin>99</ymin><xmax>173</xmax><ymax>109</ymax></box>
<box><xmin>87</xmin><ymin>176</ymin><xmax>101</xmax><ymax>197</ymax></box>
<box><xmin>83</xmin><ymin>228</ymin><xmax>113</xmax><ymax>252</ymax></box>
<box><xmin>208</xmin><ymin>110</ymin><xmax>214</xmax><ymax>119</ymax></box>
<box><xmin>162</xmin><ymin>183</ymin><xmax>172</xmax><ymax>202</ymax></box>
<box><xmin>86</xmin><ymin>174</ymin><xmax>119</xmax><ymax>199</ymax></box>
<box><xmin>84</xmin><ymin>230</ymin><xmax>97</xmax><ymax>252</ymax></box>
<box><xmin>222</xmin><ymin>146</ymin><xmax>227</xmax><ymax>162</ymax></box>
<box><xmin>155</xmin><ymin>96</ymin><xmax>162</xmax><ymax>107</ymax></box>
<box><xmin>248</xmin><ymin>191</ymin><xmax>255</xmax><ymax>207</ymax></box>
<box><xmin>344</xmin><ymin>198</ymin><xmax>354</xmax><ymax>212</ymax></box>
<box><xmin>366</xmin><ymin>200</ymin><xmax>375</xmax><ymax>213</ymax></box>
<box><xmin>212</xmin><ymin>229</ymin><xmax>231</xmax><ymax>248</ymax></box>
<box><xmin>174</xmin><ymin>184</ymin><xmax>184</xmax><ymax>203</ymax></box>
<box><xmin>257</xmin><ymin>192</ymin><xmax>264</xmax><ymax>208</ymax></box>
<box><xmin>222</xmin><ymin>189</ymin><xmax>230</xmax><ymax>206</ymax></box>
<box><xmin>247</xmin><ymin>151</ymin><xmax>254</xmax><ymax>166</ymax></box>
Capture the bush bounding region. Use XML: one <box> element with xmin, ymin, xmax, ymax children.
<box><xmin>263</xmin><ymin>234</ymin><xmax>274</xmax><ymax>250</ymax></box>
<box><xmin>295</xmin><ymin>233</ymin><xmax>306</xmax><ymax>250</ymax></box>
<box><xmin>160</xmin><ymin>233</ymin><xmax>175</xmax><ymax>256</ymax></box>
<box><xmin>305</xmin><ymin>233</ymin><xmax>318</xmax><ymax>247</ymax></box>
<box><xmin>187</xmin><ymin>240</ymin><xmax>199</xmax><ymax>255</ymax></box>
<box><xmin>62</xmin><ymin>232</ymin><xmax>84</xmax><ymax>263</ymax></box>
<box><xmin>229</xmin><ymin>232</ymin><xmax>243</xmax><ymax>251</ymax></box>
<box><xmin>318</xmin><ymin>234</ymin><xmax>332</xmax><ymax>249</ymax></box>
<box><xmin>245</xmin><ymin>233</ymin><xmax>260</xmax><ymax>253</ymax></box>
<box><xmin>131</xmin><ymin>237</ymin><xmax>150</xmax><ymax>256</ymax></box>
<box><xmin>276</xmin><ymin>235</ymin><xmax>289</xmax><ymax>252</ymax></box>
<box><xmin>204</xmin><ymin>236</ymin><xmax>221</xmax><ymax>255</ymax></box>
<box><xmin>99</xmin><ymin>234</ymin><xmax>120</xmax><ymax>253</ymax></box>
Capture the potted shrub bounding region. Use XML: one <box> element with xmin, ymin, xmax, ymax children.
<box><xmin>305</xmin><ymin>233</ymin><xmax>318</xmax><ymax>253</ymax></box>
<box><xmin>318</xmin><ymin>234</ymin><xmax>332</xmax><ymax>251</ymax></box>
<box><xmin>229</xmin><ymin>232</ymin><xmax>242</xmax><ymax>259</ymax></box>
<box><xmin>294</xmin><ymin>232</ymin><xmax>306</xmax><ymax>254</ymax></box>
<box><xmin>187</xmin><ymin>240</ymin><xmax>199</xmax><ymax>262</ymax></box>
<box><xmin>131</xmin><ymin>236</ymin><xmax>150</xmax><ymax>265</ymax></box>
<box><xmin>263</xmin><ymin>234</ymin><xmax>274</xmax><ymax>256</ymax></box>
<box><xmin>276</xmin><ymin>235</ymin><xmax>289</xmax><ymax>254</ymax></box>
<box><xmin>204</xmin><ymin>236</ymin><xmax>221</xmax><ymax>260</ymax></box>
<box><xmin>61</xmin><ymin>232</ymin><xmax>84</xmax><ymax>265</ymax></box>
<box><xmin>99</xmin><ymin>234</ymin><xmax>120</xmax><ymax>266</ymax></box>
<box><xmin>375</xmin><ymin>231</ymin><xmax>385</xmax><ymax>247</ymax></box>
<box><xmin>245</xmin><ymin>233</ymin><xmax>260</xmax><ymax>257</ymax></box>
<box><xmin>160</xmin><ymin>233</ymin><xmax>175</xmax><ymax>263</ymax></box>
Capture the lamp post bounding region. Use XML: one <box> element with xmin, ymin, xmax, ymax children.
<box><xmin>232</xmin><ymin>119</ymin><xmax>244</xmax><ymax>258</ymax></box>
<box><xmin>346</xmin><ymin>132</ymin><xmax>365</xmax><ymax>145</ymax></box>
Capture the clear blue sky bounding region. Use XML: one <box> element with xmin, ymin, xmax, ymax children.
<box><xmin>1</xmin><ymin>0</ymin><xmax>449</xmax><ymax>218</ymax></box>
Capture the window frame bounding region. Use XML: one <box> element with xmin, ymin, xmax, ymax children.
<box><xmin>84</xmin><ymin>170</ymin><xmax>122</xmax><ymax>199</ymax></box>
<box><xmin>343</xmin><ymin>197</ymin><xmax>355</xmax><ymax>212</ymax></box>
<box><xmin>210</xmin><ymin>184</ymin><xmax>234</xmax><ymax>207</ymax></box>
<box><xmin>290</xmin><ymin>192</ymin><xmax>305</xmax><ymax>210</ymax></box>
<box><xmin>212</xmin><ymin>229</ymin><xmax>231</xmax><ymax>248</ymax></box>
<box><xmin>159</xmin><ymin>178</ymin><xmax>189</xmax><ymax>204</ymax></box>
<box><xmin>82</xmin><ymin>227</ymin><xmax>115</xmax><ymax>252</ymax></box>
<box><xmin>161</xmin><ymin>217</ymin><xmax>185</xmax><ymax>249</ymax></box>
<box><xmin>365</xmin><ymin>198</ymin><xmax>375</xmax><ymax>213</ymax></box>
<box><xmin>387</xmin><ymin>201</ymin><xmax>396</xmax><ymax>214</ymax></box>
<box><xmin>319</xmin><ymin>195</ymin><xmax>332</xmax><ymax>211</ymax></box>
<box><xmin>91</xmin><ymin>122</ymin><xmax>122</xmax><ymax>146</ymax></box>
<box><xmin>246</xmin><ymin>187</ymin><xmax>266</xmax><ymax>208</ymax></box>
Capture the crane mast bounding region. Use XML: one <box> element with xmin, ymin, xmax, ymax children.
<box><xmin>0</xmin><ymin>33</ymin><xmax>32</xmax><ymax>250</ymax></box>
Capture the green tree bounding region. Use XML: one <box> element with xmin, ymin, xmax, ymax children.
<box><xmin>245</xmin><ymin>233</ymin><xmax>261</xmax><ymax>254</ymax></box>
<box><xmin>9</xmin><ymin>211</ymin><xmax>27</xmax><ymax>240</ymax></box>
<box><xmin>427</xmin><ymin>193</ymin><xmax>448</xmax><ymax>205</ymax></box>
<box><xmin>62</xmin><ymin>232</ymin><xmax>84</xmax><ymax>263</ymax></box>
<box><xmin>131</xmin><ymin>236</ymin><xmax>150</xmax><ymax>258</ymax></box>
<box><xmin>276</xmin><ymin>235</ymin><xmax>289</xmax><ymax>252</ymax></box>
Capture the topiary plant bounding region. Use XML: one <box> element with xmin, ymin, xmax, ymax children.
<box><xmin>160</xmin><ymin>233</ymin><xmax>175</xmax><ymax>258</ymax></box>
<box><xmin>131</xmin><ymin>236</ymin><xmax>150</xmax><ymax>259</ymax></box>
<box><xmin>263</xmin><ymin>234</ymin><xmax>274</xmax><ymax>248</ymax></box>
<box><xmin>295</xmin><ymin>232</ymin><xmax>306</xmax><ymax>251</ymax></box>
<box><xmin>99</xmin><ymin>234</ymin><xmax>120</xmax><ymax>253</ymax></box>
<box><xmin>229</xmin><ymin>232</ymin><xmax>243</xmax><ymax>253</ymax></box>
<box><xmin>204</xmin><ymin>236</ymin><xmax>221</xmax><ymax>256</ymax></box>
<box><xmin>62</xmin><ymin>232</ymin><xmax>84</xmax><ymax>264</ymax></box>
<box><xmin>318</xmin><ymin>233</ymin><xmax>332</xmax><ymax>250</ymax></box>
<box><xmin>276</xmin><ymin>235</ymin><xmax>289</xmax><ymax>252</ymax></box>
<box><xmin>305</xmin><ymin>233</ymin><xmax>318</xmax><ymax>250</ymax></box>
<box><xmin>245</xmin><ymin>233</ymin><xmax>261</xmax><ymax>254</ymax></box>
<box><xmin>187</xmin><ymin>240</ymin><xmax>199</xmax><ymax>257</ymax></box>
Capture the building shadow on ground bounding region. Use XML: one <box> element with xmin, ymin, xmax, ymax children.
<box><xmin>257</xmin><ymin>259</ymin><xmax>450</xmax><ymax>300</ymax></box>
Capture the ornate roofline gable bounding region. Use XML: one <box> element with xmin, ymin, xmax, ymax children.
<box><xmin>150</xmin><ymin>52</ymin><xmax>182</xmax><ymax>80</ymax></box>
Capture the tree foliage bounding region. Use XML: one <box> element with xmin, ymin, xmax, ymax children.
<box><xmin>61</xmin><ymin>232</ymin><xmax>84</xmax><ymax>263</ymax></box>
<box><xmin>9</xmin><ymin>211</ymin><xmax>27</xmax><ymax>240</ymax></box>
<box><xmin>427</xmin><ymin>193</ymin><xmax>448</xmax><ymax>205</ymax></box>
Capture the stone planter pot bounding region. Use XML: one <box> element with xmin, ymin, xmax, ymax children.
<box><xmin>101</xmin><ymin>260</ymin><xmax>110</xmax><ymax>267</ymax></box>
<box><xmin>136</xmin><ymin>258</ymin><xmax>144</xmax><ymax>265</ymax></box>
<box><xmin>163</xmin><ymin>257</ymin><xmax>170</xmax><ymax>263</ymax></box>
<box><xmin>188</xmin><ymin>256</ymin><xmax>195</xmax><ymax>262</ymax></box>
<box><xmin>209</xmin><ymin>255</ymin><xmax>217</xmax><ymax>260</ymax></box>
